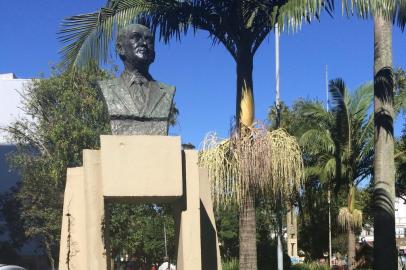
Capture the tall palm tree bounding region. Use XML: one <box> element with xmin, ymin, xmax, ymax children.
<box><xmin>59</xmin><ymin>1</ymin><xmax>328</xmax><ymax>269</ymax></box>
<box><xmin>373</xmin><ymin>13</ymin><xmax>396</xmax><ymax>270</ymax></box>
<box><xmin>300</xmin><ymin>79</ymin><xmax>374</xmax><ymax>270</ymax></box>
<box><xmin>372</xmin><ymin>5</ymin><xmax>405</xmax><ymax>268</ymax></box>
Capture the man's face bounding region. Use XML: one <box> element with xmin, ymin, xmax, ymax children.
<box><xmin>118</xmin><ymin>25</ymin><xmax>155</xmax><ymax>67</ymax></box>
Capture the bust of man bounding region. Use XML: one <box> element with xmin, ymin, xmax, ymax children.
<box><xmin>98</xmin><ymin>24</ymin><xmax>175</xmax><ymax>135</ymax></box>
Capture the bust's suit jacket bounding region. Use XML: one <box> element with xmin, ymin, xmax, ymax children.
<box><xmin>98</xmin><ymin>72</ymin><xmax>175</xmax><ymax>135</ymax></box>
<box><xmin>98</xmin><ymin>73</ymin><xmax>175</xmax><ymax>120</ymax></box>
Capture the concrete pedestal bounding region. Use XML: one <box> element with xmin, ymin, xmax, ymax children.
<box><xmin>58</xmin><ymin>135</ymin><xmax>221</xmax><ymax>270</ymax></box>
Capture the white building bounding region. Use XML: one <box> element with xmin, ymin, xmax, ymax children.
<box><xmin>0</xmin><ymin>73</ymin><xmax>30</xmax><ymax>144</ymax></box>
<box><xmin>395</xmin><ymin>197</ymin><xmax>406</xmax><ymax>239</ymax></box>
<box><xmin>0</xmin><ymin>73</ymin><xmax>48</xmax><ymax>269</ymax></box>
<box><xmin>0</xmin><ymin>73</ymin><xmax>30</xmax><ymax>190</ymax></box>
<box><xmin>359</xmin><ymin>197</ymin><xmax>406</xmax><ymax>247</ymax></box>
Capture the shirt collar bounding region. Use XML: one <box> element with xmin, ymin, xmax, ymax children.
<box><xmin>121</xmin><ymin>70</ymin><xmax>152</xmax><ymax>87</ymax></box>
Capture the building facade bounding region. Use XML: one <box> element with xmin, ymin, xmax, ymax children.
<box><xmin>359</xmin><ymin>197</ymin><xmax>406</xmax><ymax>250</ymax></box>
<box><xmin>0</xmin><ymin>73</ymin><xmax>48</xmax><ymax>269</ymax></box>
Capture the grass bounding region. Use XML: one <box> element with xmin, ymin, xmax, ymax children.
<box><xmin>222</xmin><ymin>258</ymin><xmax>239</xmax><ymax>270</ymax></box>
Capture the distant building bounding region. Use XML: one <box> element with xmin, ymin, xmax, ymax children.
<box><xmin>0</xmin><ymin>73</ymin><xmax>31</xmax><ymax>187</ymax></box>
<box><xmin>0</xmin><ymin>73</ymin><xmax>31</xmax><ymax>143</ymax></box>
<box><xmin>395</xmin><ymin>197</ymin><xmax>406</xmax><ymax>240</ymax></box>
<box><xmin>359</xmin><ymin>197</ymin><xmax>406</xmax><ymax>251</ymax></box>
<box><xmin>0</xmin><ymin>73</ymin><xmax>48</xmax><ymax>269</ymax></box>
<box><xmin>0</xmin><ymin>72</ymin><xmax>30</xmax><ymax>191</ymax></box>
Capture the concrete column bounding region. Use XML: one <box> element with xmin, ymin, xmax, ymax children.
<box><xmin>58</xmin><ymin>167</ymin><xmax>88</xmax><ymax>270</ymax></box>
<box><xmin>176</xmin><ymin>150</ymin><xmax>202</xmax><ymax>270</ymax></box>
<box><xmin>287</xmin><ymin>209</ymin><xmax>298</xmax><ymax>258</ymax></box>
<box><xmin>83</xmin><ymin>150</ymin><xmax>107</xmax><ymax>270</ymax></box>
<box><xmin>199</xmin><ymin>168</ymin><xmax>222</xmax><ymax>270</ymax></box>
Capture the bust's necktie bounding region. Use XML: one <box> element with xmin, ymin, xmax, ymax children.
<box><xmin>130</xmin><ymin>83</ymin><xmax>146</xmax><ymax>114</ymax></box>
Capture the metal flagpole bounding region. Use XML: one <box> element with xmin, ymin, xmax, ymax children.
<box><xmin>275</xmin><ymin>22</ymin><xmax>283</xmax><ymax>270</ymax></box>
<box><xmin>326</xmin><ymin>65</ymin><xmax>332</xmax><ymax>269</ymax></box>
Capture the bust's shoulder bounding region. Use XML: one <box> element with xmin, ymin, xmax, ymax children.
<box><xmin>97</xmin><ymin>77</ymin><xmax>122</xmax><ymax>89</ymax></box>
<box><xmin>152</xmin><ymin>81</ymin><xmax>176</xmax><ymax>96</ymax></box>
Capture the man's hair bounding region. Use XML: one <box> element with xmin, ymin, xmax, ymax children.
<box><xmin>116</xmin><ymin>24</ymin><xmax>152</xmax><ymax>47</ymax></box>
<box><xmin>115</xmin><ymin>24</ymin><xmax>155</xmax><ymax>64</ymax></box>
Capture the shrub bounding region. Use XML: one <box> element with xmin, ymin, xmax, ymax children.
<box><xmin>290</xmin><ymin>262</ymin><xmax>329</xmax><ymax>270</ymax></box>
<box><xmin>222</xmin><ymin>258</ymin><xmax>239</xmax><ymax>270</ymax></box>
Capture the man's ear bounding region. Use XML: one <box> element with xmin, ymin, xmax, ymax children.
<box><xmin>116</xmin><ymin>42</ymin><xmax>124</xmax><ymax>56</ymax></box>
<box><xmin>150</xmin><ymin>50</ymin><xmax>155</xmax><ymax>64</ymax></box>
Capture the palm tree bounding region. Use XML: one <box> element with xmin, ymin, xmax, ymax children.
<box><xmin>300</xmin><ymin>79</ymin><xmax>374</xmax><ymax>270</ymax></box>
<box><xmin>372</xmin><ymin>14</ymin><xmax>396</xmax><ymax>270</ymax></box>
<box><xmin>59</xmin><ymin>1</ymin><xmax>328</xmax><ymax>269</ymax></box>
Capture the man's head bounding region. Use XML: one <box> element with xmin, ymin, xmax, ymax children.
<box><xmin>116</xmin><ymin>24</ymin><xmax>155</xmax><ymax>71</ymax></box>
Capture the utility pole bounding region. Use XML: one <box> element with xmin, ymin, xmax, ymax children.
<box><xmin>275</xmin><ymin>23</ymin><xmax>281</xmax><ymax>128</ymax></box>
<box><xmin>275</xmin><ymin>22</ymin><xmax>283</xmax><ymax>270</ymax></box>
<box><xmin>326</xmin><ymin>65</ymin><xmax>332</xmax><ymax>268</ymax></box>
<box><xmin>164</xmin><ymin>223</ymin><xmax>168</xmax><ymax>257</ymax></box>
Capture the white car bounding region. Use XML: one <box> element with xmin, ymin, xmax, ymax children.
<box><xmin>0</xmin><ymin>265</ymin><xmax>26</xmax><ymax>270</ymax></box>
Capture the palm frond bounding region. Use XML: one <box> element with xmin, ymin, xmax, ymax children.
<box><xmin>272</xmin><ymin>0</ymin><xmax>334</xmax><ymax>32</ymax></box>
<box><xmin>59</xmin><ymin>9</ymin><xmax>115</xmax><ymax>68</ymax></box>
<box><xmin>338</xmin><ymin>207</ymin><xmax>363</xmax><ymax>230</ymax></box>
<box><xmin>395</xmin><ymin>68</ymin><xmax>406</xmax><ymax>114</ymax></box>
<box><xmin>349</xmin><ymin>82</ymin><xmax>373</xmax><ymax>122</ymax></box>
<box><xmin>396</xmin><ymin>90</ymin><xmax>406</xmax><ymax>115</ymax></box>
<box><xmin>299</xmin><ymin>102</ymin><xmax>333</xmax><ymax>129</ymax></box>
<box><xmin>253</xmin><ymin>0</ymin><xmax>405</xmax><ymax>33</ymax></box>
<box><xmin>329</xmin><ymin>79</ymin><xmax>351</xmax><ymax>157</ymax></box>
<box><xmin>268</xmin><ymin>128</ymin><xmax>304</xmax><ymax>201</ymax></box>
<box><xmin>199</xmin><ymin>124</ymin><xmax>274</xmax><ymax>206</ymax></box>
<box><xmin>305</xmin><ymin>165</ymin><xmax>324</xmax><ymax>178</ymax></box>
<box><xmin>199</xmin><ymin>126</ymin><xmax>304</xmax><ymax>207</ymax></box>
<box><xmin>199</xmin><ymin>132</ymin><xmax>238</xmax><ymax>206</ymax></box>
<box><xmin>300</xmin><ymin>128</ymin><xmax>335</xmax><ymax>155</ymax></box>
<box><xmin>59</xmin><ymin>0</ymin><xmax>190</xmax><ymax>68</ymax></box>
<box><xmin>322</xmin><ymin>157</ymin><xmax>336</xmax><ymax>180</ymax></box>
<box><xmin>60</xmin><ymin>0</ymin><xmax>280</xmax><ymax>68</ymax></box>
<box><xmin>393</xmin><ymin>0</ymin><xmax>406</xmax><ymax>31</ymax></box>
<box><xmin>329</xmin><ymin>78</ymin><xmax>349</xmax><ymax>114</ymax></box>
<box><xmin>340</xmin><ymin>0</ymin><xmax>406</xmax><ymax>32</ymax></box>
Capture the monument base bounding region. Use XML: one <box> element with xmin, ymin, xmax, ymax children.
<box><xmin>58</xmin><ymin>135</ymin><xmax>222</xmax><ymax>270</ymax></box>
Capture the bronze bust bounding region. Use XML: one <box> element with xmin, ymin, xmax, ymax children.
<box><xmin>98</xmin><ymin>24</ymin><xmax>175</xmax><ymax>135</ymax></box>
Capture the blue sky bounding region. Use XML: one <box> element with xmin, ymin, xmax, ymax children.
<box><xmin>1</xmin><ymin>0</ymin><xmax>405</xmax><ymax>147</ymax></box>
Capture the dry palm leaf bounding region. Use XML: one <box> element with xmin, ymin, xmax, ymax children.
<box><xmin>199</xmin><ymin>124</ymin><xmax>304</xmax><ymax>207</ymax></box>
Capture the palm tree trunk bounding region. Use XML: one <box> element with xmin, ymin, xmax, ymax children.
<box><xmin>348</xmin><ymin>226</ymin><xmax>356</xmax><ymax>270</ymax></box>
<box><xmin>239</xmin><ymin>190</ymin><xmax>257</xmax><ymax>270</ymax></box>
<box><xmin>236</xmin><ymin>48</ymin><xmax>254</xmax><ymax>129</ymax></box>
<box><xmin>236</xmin><ymin>47</ymin><xmax>257</xmax><ymax>270</ymax></box>
<box><xmin>373</xmin><ymin>14</ymin><xmax>397</xmax><ymax>270</ymax></box>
